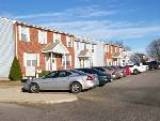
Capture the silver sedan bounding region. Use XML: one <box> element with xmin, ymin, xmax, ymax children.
<box><xmin>22</xmin><ymin>70</ymin><xmax>99</xmax><ymax>93</ymax></box>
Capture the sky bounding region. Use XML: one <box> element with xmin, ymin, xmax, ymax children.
<box><xmin>0</xmin><ymin>0</ymin><xmax>160</xmax><ymax>53</ymax></box>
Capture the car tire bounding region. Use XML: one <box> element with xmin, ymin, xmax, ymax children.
<box><xmin>29</xmin><ymin>83</ymin><xmax>40</xmax><ymax>93</ymax></box>
<box><xmin>70</xmin><ymin>82</ymin><xmax>82</xmax><ymax>93</ymax></box>
<box><xmin>133</xmin><ymin>69</ymin><xmax>139</xmax><ymax>75</ymax></box>
<box><xmin>21</xmin><ymin>88</ymin><xmax>27</xmax><ymax>92</ymax></box>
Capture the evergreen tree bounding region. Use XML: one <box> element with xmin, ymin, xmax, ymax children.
<box><xmin>9</xmin><ymin>57</ymin><xmax>22</xmax><ymax>81</ymax></box>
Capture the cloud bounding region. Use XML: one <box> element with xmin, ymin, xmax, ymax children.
<box><xmin>14</xmin><ymin>12</ymin><xmax>62</xmax><ymax>19</ymax></box>
<box><xmin>5</xmin><ymin>4</ymin><xmax>160</xmax><ymax>43</ymax></box>
<box><xmin>14</xmin><ymin>5</ymin><xmax>116</xmax><ymax>20</ymax></box>
<box><xmin>41</xmin><ymin>20</ymin><xmax>160</xmax><ymax>41</ymax></box>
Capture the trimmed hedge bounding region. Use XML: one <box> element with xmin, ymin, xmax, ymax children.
<box><xmin>9</xmin><ymin>57</ymin><xmax>22</xmax><ymax>81</ymax></box>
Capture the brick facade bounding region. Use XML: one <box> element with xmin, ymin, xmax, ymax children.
<box><xmin>15</xmin><ymin>22</ymin><xmax>75</xmax><ymax>76</ymax></box>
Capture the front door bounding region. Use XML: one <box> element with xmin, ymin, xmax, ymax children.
<box><xmin>51</xmin><ymin>54</ymin><xmax>57</xmax><ymax>71</ymax></box>
<box><xmin>45</xmin><ymin>53</ymin><xmax>57</xmax><ymax>71</ymax></box>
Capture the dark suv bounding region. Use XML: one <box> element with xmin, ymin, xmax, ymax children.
<box><xmin>146</xmin><ymin>61</ymin><xmax>159</xmax><ymax>70</ymax></box>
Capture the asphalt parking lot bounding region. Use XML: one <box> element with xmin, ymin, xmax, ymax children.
<box><xmin>0</xmin><ymin>70</ymin><xmax>160</xmax><ymax>121</ymax></box>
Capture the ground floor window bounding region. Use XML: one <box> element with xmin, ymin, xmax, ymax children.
<box><xmin>23</xmin><ymin>53</ymin><xmax>40</xmax><ymax>76</ymax></box>
<box><xmin>62</xmin><ymin>55</ymin><xmax>72</xmax><ymax>66</ymax></box>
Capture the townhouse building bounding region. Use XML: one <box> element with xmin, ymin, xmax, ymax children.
<box><xmin>104</xmin><ymin>43</ymin><xmax>124</xmax><ymax>66</ymax></box>
<box><xmin>0</xmin><ymin>17</ymin><xmax>75</xmax><ymax>78</ymax></box>
<box><xmin>0</xmin><ymin>17</ymin><xmax>126</xmax><ymax>79</ymax></box>
<box><xmin>74</xmin><ymin>38</ymin><xmax>105</xmax><ymax>68</ymax></box>
<box><xmin>74</xmin><ymin>38</ymin><xmax>95</xmax><ymax>68</ymax></box>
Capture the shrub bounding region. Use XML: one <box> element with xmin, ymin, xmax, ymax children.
<box><xmin>9</xmin><ymin>57</ymin><xmax>22</xmax><ymax>81</ymax></box>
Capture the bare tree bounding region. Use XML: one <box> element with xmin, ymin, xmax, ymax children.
<box><xmin>147</xmin><ymin>39</ymin><xmax>160</xmax><ymax>60</ymax></box>
<box><xmin>109</xmin><ymin>40</ymin><xmax>131</xmax><ymax>51</ymax></box>
<box><xmin>130</xmin><ymin>53</ymin><xmax>146</xmax><ymax>64</ymax></box>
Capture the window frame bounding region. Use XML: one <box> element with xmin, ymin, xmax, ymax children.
<box><xmin>19</xmin><ymin>26</ymin><xmax>30</xmax><ymax>42</ymax></box>
<box><xmin>38</xmin><ymin>30</ymin><xmax>47</xmax><ymax>44</ymax></box>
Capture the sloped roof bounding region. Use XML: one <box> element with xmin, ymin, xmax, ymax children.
<box><xmin>112</xmin><ymin>53</ymin><xmax>121</xmax><ymax>58</ymax></box>
<box><xmin>0</xmin><ymin>17</ymin><xmax>74</xmax><ymax>37</ymax></box>
<box><xmin>78</xmin><ymin>49</ymin><xmax>92</xmax><ymax>58</ymax></box>
<box><xmin>42</xmin><ymin>42</ymin><xmax>58</xmax><ymax>52</ymax></box>
<box><xmin>42</xmin><ymin>42</ymin><xmax>69</xmax><ymax>54</ymax></box>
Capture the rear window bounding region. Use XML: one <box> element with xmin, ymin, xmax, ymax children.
<box><xmin>71</xmin><ymin>70</ymin><xmax>86</xmax><ymax>75</ymax></box>
<box><xmin>96</xmin><ymin>68</ymin><xmax>105</xmax><ymax>72</ymax></box>
<box><xmin>128</xmin><ymin>65</ymin><xmax>134</xmax><ymax>67</ymax></box>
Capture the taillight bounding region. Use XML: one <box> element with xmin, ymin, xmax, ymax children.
<box><xmin>87</xmin><ymin>75</ymin><xmax>94</xmax><ymax>81</ymax></box>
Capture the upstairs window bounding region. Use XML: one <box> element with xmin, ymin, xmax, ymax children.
<box><xmin>66</xmin><ymin>36</ymin><xmax>73</xmax><ymax>47</ymax></box>
<box><xmin>77</xmin><ymin>42</ymin><xmax>79</xmax><ymax>49</ymax></box>
<box><xmin>38</xmin><ymin>30</ymin><xmax>47</xmax><ymax>44</ymax></box>
<box><xmin>92</xmin><ymin>45</ymin><xmax>94</xmax><ymax>53</ymax></box>
<box><xmin>84</xmin><ymin>43</ymin><xmax>86</xmax><ymax>49</ymax></box>
<box><xmin>105</xmin><ymin>45</ymin><xmax>109</xmax><ymax>52</ymax></box>
<box><xmin>53</xmin><ymin>33</ymin><xmax>61</xmax><ymax>43</ymax></box>
<box><xmin>19</xmin><ymin>26</ymin><xmax>30</xmax><ymax>42</ymax></box>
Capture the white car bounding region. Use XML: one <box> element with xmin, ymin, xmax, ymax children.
<box><xmin>129</xmin><ymin>63</ymin><xmax>148</xmax><ymax>75</ymax></box>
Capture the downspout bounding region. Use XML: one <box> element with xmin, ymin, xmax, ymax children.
<box><xmin>64</xmin><ymin>54</ymin><xmax>67</xmax><ymax>70</ymax></box>
<box><xmin>14</xmin><ymin>22</ymin><xmax>18</xmax><ymax>59</ymax></box>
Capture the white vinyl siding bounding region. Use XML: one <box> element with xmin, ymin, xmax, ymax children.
<box><xmin>19</xmin><ymin>26</ymin><xmax>30</xmax><ymax>42</ymax></box>
<box><xmin>0</xmin><ymin>18</ymin><xmax>15</xmax><ymax>78</ymax></box>
<box><xmin>38</xmin><ymin>30</ymin><xmax>47</xmax><ymax>44</ymax></box>
<box><xmin>53</xmin><ymin>33</ymin><xmax>61</xmax><ymax>43</ymax></box>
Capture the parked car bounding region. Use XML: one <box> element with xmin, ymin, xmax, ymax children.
<box><xmin>129</xmin><ymin>63</ymin><xmax>148</xmax><ymax>75</ymax></box>
<box><xmin>103</xmin><ymin>66</ymin><xmax>116</xmax><ymax>78</ymax></box>
<box><xmin>146</xmin><ymin>61</ymin><xmax>159</xmax><ymax>70</ymax></box>
<box><xmin>111</xmin><ymin>66</ymin><xmax>125</xmax><ymax>79</ymax></box>
<box><xmin>22</xmin><ymin>70</ymin><xmax>98</xmax><ymax>93</ymax></box>
<box><xmin>92</xmin><ymin>67</ymin><xmax>112</xmax><ymax>77</ymax></box>
<box><xmin>103</xmin><ymin>66</ymin><xmax>124</xmax><ymax>79</ymax></box>
<box><xmin>76</xmin><ymin>68</ymin><xmax>112</xmax><ymax>86</ymax></box>
<box><xmin>70</xmin><ymin>69</ymin><xmax>99</xmax><ymax>86</ymax></box>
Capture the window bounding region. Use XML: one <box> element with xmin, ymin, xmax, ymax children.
<box><xmin>110</xmin><ymin>46</ymin><xmax>113</xmax><ymax>53</ymax></box>
<box><xmin>53</xmin><ymin>33</ymin><xmax>61</xmax><ymax>43</ymax></box>
<box><xmin>66</xmin><ymin>36</ymin><xmax>73</xmax><ymax>47</ymax></box>
<box><xmin>107</xmin><ymin>45</ymin><xmax>109</xmax><ymax>52</ymax></box>
<box><xmin>19</xmin><ymin>26</ymin><xmax>30</xmax><ymax>42</ymax></box>
<box><xmin>26</xmin><ymin>60</ymin><xmax>37</xmax><ymax>67</ymax></box>
<box><xmin>115</xmin><ymin>47</ymin><xmax>118</xmax><ymax>53</ymax></box>
<box><xmin>58</xmin><ymin>71</ymin><xmax>71</xmax><ymax>77</ymax></box>
<box><xmin>27</xmin><ymin>60</ymin><xmax>32</xmax><ymax>66</ymax></box>
<box><xmin>44</xmin><ymin>72</ymin><xmax>58</xmax><ymax>78</ymax></box>
<box><xmin>77</xmin><ymin>42</ymin><xmax>79</xmax><ymax>49</ymax></box>
<box><xmin>24</xmin><ymin>53</ymin><xmax>40</xmax><ymax>67</ymax></box>
<box><xmin>84</xmin><ymin>43</ymin><xmax>86</xmax><ymax>49</ymax></box>
<box><xmin>92</xmin><ymin>45</ymin><xmax>94</xmax><ymax>53</ymax></box>
<box><xmin>38</xmin><ymin>30</ymin><xmax>47</xmax><ymax>44</ymax></box>
<box><xmin>62</xmin><ymin>55</ymin><xmax>72</xmax><ymax>66</ymax></box>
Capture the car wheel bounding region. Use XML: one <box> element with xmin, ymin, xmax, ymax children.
<box><xmin>70</xmin><ymin>82</ymin><xmax>82</xmax><ymax>93</ymax></box>
<box><xmin>29</xmin><ymin>83</ymin><xmax>40</xmax><ymax>93</ymax></box>
<box><xmin>133</xmin><ymin>69</ymin><xmax>139</xmax><ymax>75</ymax></box>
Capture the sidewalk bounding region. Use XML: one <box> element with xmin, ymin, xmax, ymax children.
<box><xmin>0</xmin><ymin>81</ymin><xmax>78</xmax><ymax>105</ymax></box>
